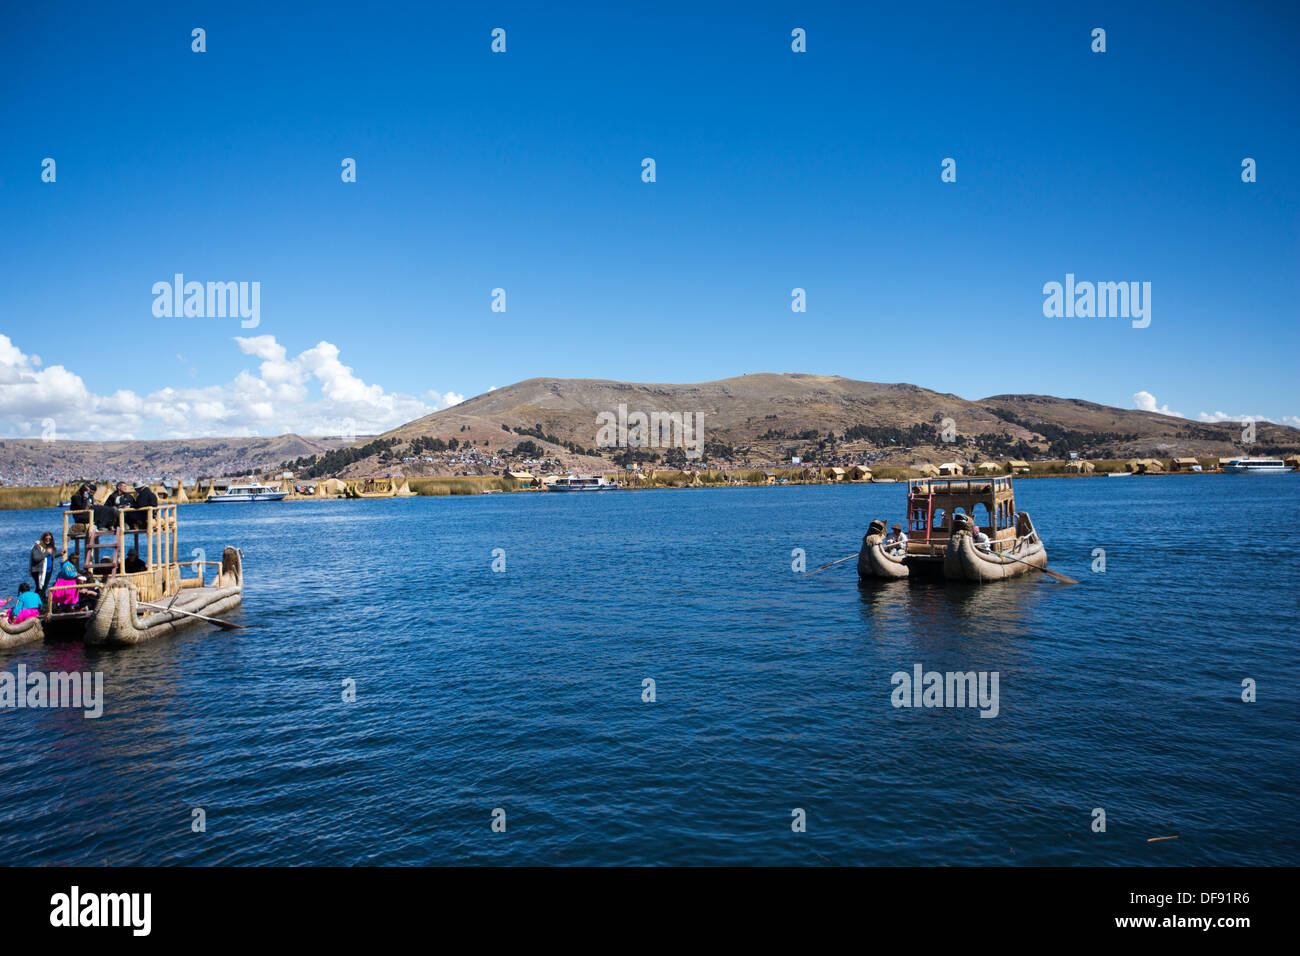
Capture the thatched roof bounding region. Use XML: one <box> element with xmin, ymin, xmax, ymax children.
<box><xmin>1007</xmin><ymin>459</ymin><xmax>1031</xmax><ymax>469</ymax></box>
<box><xmin>916</xmin><ymin>463</ymin><xmax>940</xmax><ymax>477</ymax></box>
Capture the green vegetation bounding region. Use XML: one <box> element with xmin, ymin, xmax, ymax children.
<box><xmin>504</xmin><ymin>423</ymin><xmax>600</xmax><ymax>457</ymax></box>
<box><xmin>283</xmin><ymin>438</ymin><xmax>400</xmax><ymax>479</ymax></box>
<box><xmin>987</xmin><ymin>408</ymin><xmax>1137</xmax><ymax>458</ymax></box>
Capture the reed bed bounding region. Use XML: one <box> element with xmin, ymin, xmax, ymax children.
<box><xmin>408</xmin><ymin>476</ymin><xmax>517</xmax><ymax>496</ymax></box>
<box><xmin>0</xmin><ymin>486</ymin><xmax>62</xmax><ymax>510</ymax></box>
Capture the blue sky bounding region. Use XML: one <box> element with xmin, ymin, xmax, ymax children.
<box><xmin>1</xmin><ymin>1</ymin><xmax>1297</xmax><ymax>439</ymax></box>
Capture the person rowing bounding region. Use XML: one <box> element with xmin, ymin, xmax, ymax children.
<box><xmin>884</xmin><ymin>523</ymin><xmax>908</xmax><ymax>555</ymax></box>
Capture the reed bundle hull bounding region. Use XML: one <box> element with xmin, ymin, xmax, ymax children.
<box><xmin>85</xmin><ymin>547</ymin><xmax>243</xmax><ymax>647</ymax></box>
<box><xmin>942</xmin><ymin>532</ymin><xmax>1047</xmax><ymax>582</ymax></box>
<box><xmin>858</xmin><ymin>533</ymin><xmax>910</xmax><ymax>580</ymax></box>
<box><xmin>0</xmin><ymin>615</ymin><xmax>43</xmax><ymax>649</ymax></box>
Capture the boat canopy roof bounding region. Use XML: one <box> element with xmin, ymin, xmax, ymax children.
<box><xmin>908</xmin><ymin>476</ymin><xmax>1015</xmax><ymax>507</ymax></box>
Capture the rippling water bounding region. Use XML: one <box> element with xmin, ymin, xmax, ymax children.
<box><xmin>0</xmin><ymin>476</ymin><xmax>1295</xmax><ymax>865</ymax></box>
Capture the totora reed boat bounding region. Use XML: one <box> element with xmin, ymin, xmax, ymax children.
<box><xmin>37</xmin><ymin>503</ymin><xmax>244</xmax><ymax>646</ymax></box>
<box><xmin>859</xmin><ymin>476</ymin><xmax>1047</xmax><ymax>583</ymax></box>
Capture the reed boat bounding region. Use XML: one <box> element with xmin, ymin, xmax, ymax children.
<box><xmin>0</xmin><ymin>612</ymin><xmax>43</xmax><ymax>649</ymax></box>
<box><xmin>860</xmin><ymin>476</ymin><xmax>1047</xmax><ymax>584</ymax></box>
<box><xmin>43</xmin><ymin>503</ymin><xmax>244</xmax><ymax>645</ymax></box>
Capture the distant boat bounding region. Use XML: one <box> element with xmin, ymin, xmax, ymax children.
<box><xmin>546</xmin><ymin>474</ymin><xmax>617</xmax><ymax>492</ymax></box>
<box><xmin>206</xmin><ymin>483</ymin><xmax>288</xmax><ymax>502</ymax></box>
<box><xmin>1221</xmin><ymin>458</ymin><xmax>1288</xmax><ymax>474</ymax></box>
<box><xmin>1105</xmin><ymin>471</ymin><xmax>1133</xmax><ymax>478</ymax></box>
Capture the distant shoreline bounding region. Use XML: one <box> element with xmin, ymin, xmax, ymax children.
<box><xmin>0</xmin><ymin>461</ymin><xmax>1288</xmax><ymax>512</ymax></box>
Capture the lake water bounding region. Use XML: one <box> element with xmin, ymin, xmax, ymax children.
<box><xmin>0</xmin><ymin>476</ymin><xmax>1295</xmax><ymax>865</ymax></box>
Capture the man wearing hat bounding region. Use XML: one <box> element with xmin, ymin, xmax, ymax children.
<box><xmin>884</xmin><ymin>523</ymin><xmax>908</xmax><ymax>555</ymax></box>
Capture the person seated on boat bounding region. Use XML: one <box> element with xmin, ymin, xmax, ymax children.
<box><xmin>971</xmin><ymin>524</ymin><xmax>992</xmax><ymax>552</ymax></box>
<box><xmin>50</xmin><ymin>558</ymin><xmax>82</xmax><ymax>612</ymax></box>
<box><xmin>105</xmin><ymin>481</ymin><xmax>136</xmax><ymax>512</ymax></box>
<box><xmin>128</xmin><ymin>484</ymin><xmax>157</xmax><ymax>529</ymax></box>
<box><xmin>124</xmin><ymin>549</ymin><xmax>146</xmax><ymax>573</ymax></box>
<box><xmin>7</xmin><ymin>583</ymin><xmax>42</xmax><ymax>624</ymax></box>
<box><xmin>884</xmin><ymin>523</ymin><xmax>908</xmax><ymax>554</ymax></box>
<box><xmin>69</xmin><ymin>483</ymin><xmax>96</xmax><ymax>528</ymax></box>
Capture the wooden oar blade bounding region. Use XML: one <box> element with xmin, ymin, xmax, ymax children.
<box><xmin>804</xmin><ymin>552</ymin><xmax>860</xmax><ymax>577</ymax></box>
<box><xmin>137</xmin><ymin>601</ymin><xmax>246</xmax><ymax>629</ymax></box>
<box><xmin>1041</xmin><ymin>567</ymin><xmax>1078</xmax><ymax>585</ymax></box>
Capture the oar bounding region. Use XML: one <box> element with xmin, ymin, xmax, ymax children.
<box><xmin>137</xmin><ymin>601</ymin><xmax>246</xmax><ymax>629</ymax></box>
<box><xmin>804</xmin><ymin>552</ymin><xmax>860</xmax><ymax>577</ymax></box>
<box><xmin>998</xmin><ymin>552</ymin><xmax>1077</xmax><ymax>585</ymax></box>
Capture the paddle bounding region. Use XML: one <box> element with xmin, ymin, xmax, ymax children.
<box><xmin>998</xmin><ymin>552</ymin><xmax>1077</xmax><ymax>585</ymax></box>
<box><xmin>804</xmin><ymin>552</ymin><xmax>860</xmax><ymax>577</ymax></box>
<box><xmin>137</xmin><ymin>601</ymin><xmax>246</xmax><ymax>629</ymax></box>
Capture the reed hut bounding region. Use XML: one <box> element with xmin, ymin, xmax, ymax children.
<box><xmin>1170</xmin><ymin>457</ymin><xmax>1201</xmax><ymax>471</ymax></box>
<box><xmin>938</xmin><ymin>462</ymin><xmax>964</xmax><ymax>476</ymax></box>
<box><xmin>319</xmin><ymin>477</ymin><xmax>350</xmax><ymax>497</ymax></box>
<box><xmin>916</xmin><ymin>463</ymin><xmax>941</xmax><ymax>478</ymax></box>
<box><xmin>976</xmin><ymin>462</ymin><xmax>1002</xmax><ymax>474</ymax></box>
<box><xmin>1135</xmin><ymin>458</ymin><xmax>1164</xmax><ymax>474</ymax></box>
<box><xmin>848</xmin><ymin>465</ymin><xmax>873</xmax><ymax>481</ymax></box>
<box><xmin>1284</xmin><ymin>455</ymin><xmax>1300</xmax><ymax>470</ymax></box>
<box><xmin>1065</xmin><ymin>460</ymin><xmax>1095</xmax><ymax>473</ymax></box>
<box><xmin>1006</xmin><ymin>459</ymin><xmax>1031</xmax><ymax>473</ymax></box>
<box><xmin>821</xmin><ymin>466</ymin><xmax>847</xmax><ymax>482</ymax></box>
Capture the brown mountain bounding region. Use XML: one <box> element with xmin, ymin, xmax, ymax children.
<box><xmin>363</xmin><ymin>374</ymin><xmax>1296</xmax><ymax>474</ymax></box>
<box><xmin>7</xmin><ymin>376</ymin><xmax>1294</xmax><ymax>485</ymax></box>
<box><xmin>0</xmin><ymin>434</ymin><xmax>351</xmax><ymax>487</ymax></box>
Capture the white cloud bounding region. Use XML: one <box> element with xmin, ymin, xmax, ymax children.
<box><xmin>0</xmin><ymin>333</ymin><xmax>461</xmax><ymax>441</ymax></box>
<box><xmin>1132</xmin><ymin>390</ymin><xmax>1297</xmax><ymax>431</ymax></box>
<box><xmin>1133</xmin><ymin>390</ymin><xmax>1184</xmax><ymax>418</ymax></box>
<box><xmin>424</xmin><ymin>390</ymin><xmax>464</xmax><ymax>407</ymax></box>
<box><xmin>1197</xmin><ymin>410</ymin><xmax>1300</xmax><ymax>429</ymax></box>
